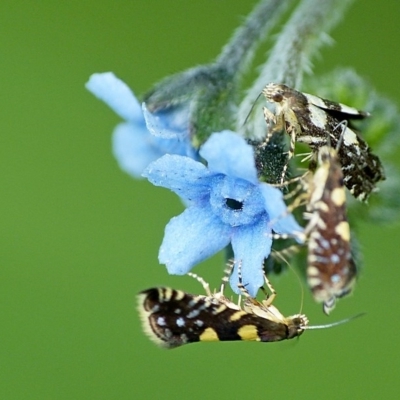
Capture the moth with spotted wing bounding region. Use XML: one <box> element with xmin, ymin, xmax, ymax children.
<box><xmin>262</xmin><ymin>83</ymin><xmax>385</xmax><ymax>201</ymax></box>
<box><xmin>137</xmin><ymin>286</ymin><xmax>307</xmax><ymax>349</ymax></box>
<box><xmin>303</xmin><ymin>142</ymin><xmax>357</xmax><ymax>314</ymax></box>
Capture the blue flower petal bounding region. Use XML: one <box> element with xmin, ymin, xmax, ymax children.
<box><xmin>86</xmin><ymin>72</ymin><xmax>142</xmax><ymax>122</ymax></box>
<box><xmin>159</xmin><ymin>205</ymin><xmax>232</xmax><ymax>274</ymax></box>
<box><xmin>200</xmin><ymin>131</ymin><xmax>258</xmax><ymax>184</ymax></box>
<box><xmin>143</xmin><ymin>154</ymin><xmax>216</xmax><ymax>202</ymax></box>
<box><xmin>259</xmin><ymin>183</ymin><xmax>304</xmax><ymax>241</ymax></box>
<box><xmin>143</xmin><ymin>104</ymin><xmax>181</xmax><ymax>139</ymax></box>
<box><xmin>143</xmin><ymin>103</ymin><xmax>189</xmax><ymax>141</ymax></box>
<box><xmin>230</xmin><ymin>216</ymin><xmax>273</xmax><ymax>296</ymax></box>
<box><xmin>112</xmin><ymin>123</ymin><xmax>165</xmax><ymax>178</ymax></box>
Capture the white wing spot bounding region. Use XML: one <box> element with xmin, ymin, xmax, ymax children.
<box><xmin>187</xmin><ymin>309</ymin><xmax>200</xmax><ymax>319</ymax></box>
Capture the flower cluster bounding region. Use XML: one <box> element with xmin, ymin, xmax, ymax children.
<box><xmin>87</xmin><ymin>72</ymin><xmax>304</xmax><ymax>296</ymax></box>
<box><xmin>86</xmin><ymin>0</ymin><xmax>397</xmax><ymax>304</ymax></box>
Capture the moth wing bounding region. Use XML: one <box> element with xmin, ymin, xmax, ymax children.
<box><xmin>304</xmin><ymin>93</ymin><xmax>369</xmax><ymax>119</ymax></box>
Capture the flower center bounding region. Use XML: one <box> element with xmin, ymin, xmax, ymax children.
<box><xmin>209</xmin><ymin>175</ymin><xmax>265</xmax><ymax>227</ymax></box>
<box><xmin>225</xmin><ymin>198</ymin><xmax>243</xmax><ymax>210</ymax></box>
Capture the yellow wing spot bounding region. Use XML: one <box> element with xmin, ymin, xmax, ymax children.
<box><xmin>229</xmin><ymin>311</ymin><xmax>247</xmax><ymax>322</ymax></box>
<box><xmin>174</xmin><ymin>290</ymin><xmax>186</xmax><ymax>301</ymax></box>
<box><xmin>307</xmin><ymin>276</ymin><xmax>322</xmax><ymax>288</ymax></box>
<box><xmin>331</xmin><ymin>187</ymin><xmax>346</xmax><ymax>206</ymax></box>
<box><xmin>213</xmin><ymin>304</ymin><xmax>227</xmax><ymax>315</ymax></box>
<box><xmin>160</xmin><ymin>288</ymin><xmax>173</xmax><ymax>301</ymax></box>
<box><xmin>310</xmin><ymin>168</ymin><xmax>329</xmax><ymax>202</ymax></box>
<box><xmin>199</xmin><ymin>327</ymin><xmax>219</xmax><ymax>342</ymax></box>
<box><xmin>335</xmin><ymin>221</ymin><xmax>350</xmax><ymax>241</ymax></box>
<box><xmin>314</xmin><ymin>200</ymin><xmax>329</xmax><ymax>213</ymax></box>
<box><xmin>238</xmin><ymin>325</ymin><xmax>260</xmax><ymax>341</ymax></box>
<box><xmin>307</xmin><ymin>265</ymin><xmax>320</xmax><ymax>277</ymax></box>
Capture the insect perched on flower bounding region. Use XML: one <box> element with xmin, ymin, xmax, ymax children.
<box><xmin>137</xmin><ymin>263</ymin><xmax>308</xmax><ymax>349</ymax></box>
<box><xmin>137</xmin><ymin>262</ymin><xmax>363</xmax><ymax>348</ymax></box>
<box><xmin>262</xmin><ymin>83</ymin><xmax>385</xmax><ymax>201</ymax></box>
<box><xmin>303</xmin><ymin>138</ymin><xmax>357</xmax><ymax>314</ymax></box>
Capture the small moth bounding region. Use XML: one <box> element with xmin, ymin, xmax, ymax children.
<box><xmin>137</xmin><ymin>266</ymin><xmax>307</xmax><ymax>348</ymax></box>
<box><xmin>303</xmin><ymin>134</ymin><xmax>357</xmax><ymax>314</ymax></box>
<box><xmin>262</xmin><ymin>83</ymin><xmax>385</xmax><ymax>201</ymax></box>
<box><xmin>137</xmin><ymin>287</ymin><xmax>307</xmax><ymax>348</ymax></box>
<box><xmin>137</xmin><ymin>262</ymin><xmax>363</xmax><ymax>347</ymax></box>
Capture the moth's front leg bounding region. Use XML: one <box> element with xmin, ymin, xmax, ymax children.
<box><xmin>263</xmin><ymin>107</ymin><xmax>286</xmax><ymax>133</ymax></box>
<box><xmin>261</xmin><ymin>107</ymin><xmax>284</xmax><ymax>150</ymax></box>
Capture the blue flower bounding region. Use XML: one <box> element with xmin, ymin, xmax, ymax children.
<box><xmin>143</xmin><ymin>131</ymin><xmax>303</xmax><ymax>296</ymax></box>
<box><xmin>85</xmin><ymin>72</ymin><xmax>197</xmax><ymax>178</ymax></box>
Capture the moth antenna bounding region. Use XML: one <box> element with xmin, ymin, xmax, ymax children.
<box><xmin>302</xmin><ymin>312</ymin><xmax>365</xmax><ymax>330</ymax></box>
<box><xmin>272</xmin><ymin>248</ymin><xmax>305</xmax><ymax>315</ymax></box>
<box><xmin>242</xmin><ymin>92</ymin><xmax>263</xmax><ymax>127</ymax></box>
<box><xmin>332</xmin><ymin>119</ymin><xmax>348</xmax><ymax>152</ymax></box>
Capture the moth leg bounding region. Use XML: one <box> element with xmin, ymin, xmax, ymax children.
<box><xmin>218</xmin><ymin>260</ymin><xmax>235</xmax><ymax>296</ymax></box>
<box><xmin>261</xmin><ymin>107</ymin><xmax>282</xmax><ymax>149</ymax></box>
<box><xmin>237</xmin><ymin>260</ymin><xmax>277</xmax><ymax>307</ymax></box>
<box><xmin>262</xmin><ymin>106</ymin><xmax>277</xmax><ymax>126</ymax></box>
<box><xmin>271</xmin><ymin>245</ymin><xmax>301</xmax><ymax>263</ymax></box>
<box><xmin>279</xmin><ymin>128</ymin><xmax>296</xmax><ymax>185</ymax></box>
<box><xmin>259</xmin><ymin>272</ymin><xmax>277</xmax><ymax>307</ymax></box>
<box><xmin>298</xmin><ymin>151</ymin><xmax>314</xmax><ymax>163</ymax></box>
<box><xmin>187</xmin><ymin>272</ymin><xmax>212</xmax><ymax>297</ymax></box>
<box><xmin>268</xmin><ymin>170</ymin><xmax>309</xmax><ymax>190</ymax></box>
<box><xmin>236</xmin><ymin>260</ymin><xmax>259</xmax><ymax>304</ymax></box>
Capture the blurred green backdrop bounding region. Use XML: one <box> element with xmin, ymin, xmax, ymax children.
<box><xmin>1</xmin><ymin>1</ymin><xmax>399</xmax><ymax>399</ymax></box>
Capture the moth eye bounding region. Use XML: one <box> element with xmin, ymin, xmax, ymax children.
<box><xmin>272</xmin><ymin>92</ymin><xmax>283</xmax><ymax>102</ymax></box>
<box><xmin>320</xmin><ymin>153</ymin><xmax>328</xmax><ymax>162</ymax></box>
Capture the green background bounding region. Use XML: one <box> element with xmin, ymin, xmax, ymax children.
<box><xmin>1</xmin><ymin>1</ymin><xmax>399</xmax><ymax>399</ymax></box>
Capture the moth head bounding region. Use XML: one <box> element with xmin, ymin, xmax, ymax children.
<box><xmin>287</xmin><ymin>314</ymin><xmax>309</xmax><ymax>338</ymax></box>
<box><xmin>262</xmin><ymin>83</ymin><xmax>286</xmax><ymax>103</ymax></box>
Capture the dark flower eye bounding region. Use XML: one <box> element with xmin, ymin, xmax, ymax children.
<box><xmin>226</xmin><ymin>198</ymin><xmax>243</xmax><ymax>210</ymax></box>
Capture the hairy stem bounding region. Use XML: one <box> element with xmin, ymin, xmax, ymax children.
<box><xmin>216</xmin><ymin>0</ymin><xmax>293</xmax><ymax>78</ymax></box>
<box><xmin>238</xmin><ymin>0</ymin><xmax>355</xmax><ymax>138</ymax></box>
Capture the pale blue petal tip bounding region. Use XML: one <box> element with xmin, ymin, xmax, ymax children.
<box><xmin>86</xmin><ymin>72</ymin><xmax>142</xmax><ymax>121</ymax></box>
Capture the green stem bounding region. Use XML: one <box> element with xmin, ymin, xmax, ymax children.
<box><xmin>216</xmin><ymin>0</ymin><xmax>293</xmax><ymax>78</ymax></box>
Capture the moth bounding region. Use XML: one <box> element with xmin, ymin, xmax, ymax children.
<box><xmin>137</xmin><ymin>267</ymin><xmax>308</xmax><ymax>349</ymax></box>
<box><xmin>302</xmin><ymin>133</ymin><xmax>357</xmax><ymax>314</ymax></box>
<box><xmin>262</xmin><ymin>83</ymin><xmax>385</xmax><ymax>201</ymax></box>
